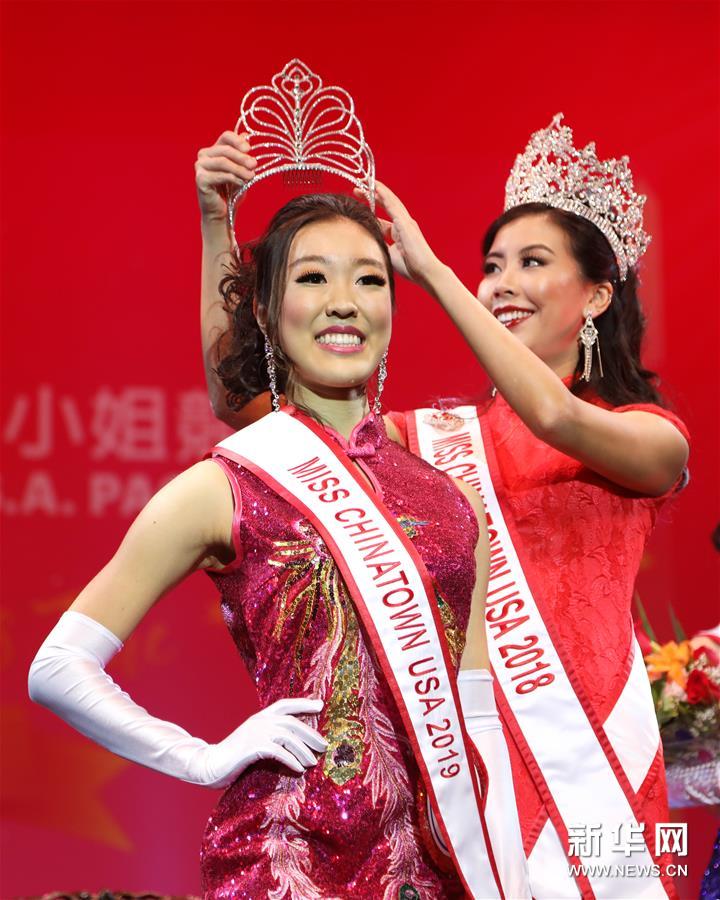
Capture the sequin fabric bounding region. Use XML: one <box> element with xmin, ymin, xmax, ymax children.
<box><xmin>202</xmin><ymin>411</ymin><xmax>477</xmax><ymax>899</ymax></box>
<box><xmin>480</xmin><ymin>391</ymin><xmax>690</xmax><ymax>867</ymax></box>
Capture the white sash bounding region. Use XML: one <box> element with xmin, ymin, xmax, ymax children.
<box><xmin>214</xmin><ymin>410</ymin><xmax>504</xmax><ymax>899</ymax></box>
<box><xmin>409</xmin><ymin>406</ymin><xmax>672</xmax><ymax>900</ymax></box>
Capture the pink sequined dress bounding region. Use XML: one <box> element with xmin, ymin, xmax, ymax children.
<box><xmin>201</xmin><ymin>409</ymin><xmax>477</xmax><ymax>899</ymax></box>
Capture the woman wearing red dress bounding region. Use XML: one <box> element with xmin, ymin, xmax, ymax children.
<box><xmin>197</xmin><ymin>115</ymin><xmax>689</xmax><ymax>898</ymax></box>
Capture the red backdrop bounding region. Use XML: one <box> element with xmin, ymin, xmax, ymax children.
<box><xmin>1</xmin><ymin>1</ymin><xmax>718</xmax><ymax>896</ymax></box>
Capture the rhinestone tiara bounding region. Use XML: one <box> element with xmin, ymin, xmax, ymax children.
<box><xmin>227</xmin><ymin>59</ymin><xmax>375</xmax><ymax>235</ymax></box>
<box><xmin>504</xmin><ymin>113</ymin><xmax>651</xmax><ymax>279</ymax></box>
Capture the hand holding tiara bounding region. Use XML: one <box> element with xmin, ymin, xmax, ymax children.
<box><xmin>195</xmin><ymin>131</ymin><xmax>258</xmax><ymax>224</ymax></box>
<box><xmin>373</xmin><ymin>181</ymin><xmax>446</xmax><ymax>295</ymax></box>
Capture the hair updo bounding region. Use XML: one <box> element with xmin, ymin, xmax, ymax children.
<box><xmin>215</xmin><ymin>193</ymin><xmax>394</xmax><ymax>411</ymax></box>
<box><xmin>482</xmin><ymin>203</ymin><xmax>666</xmax><ymax>407</ymax></box>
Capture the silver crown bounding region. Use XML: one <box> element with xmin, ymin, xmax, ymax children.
<box><xmin>504</xmin><ymin>114</ymin><xmax>650</xmax><ymax>279</ymax></box>
<box><xmin>228</xmin><ymin>59</ymin><xmax>375</xmax><ymax>234</ymax></box>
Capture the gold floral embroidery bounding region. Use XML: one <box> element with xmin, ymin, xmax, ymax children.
<box><xmin>322</xmin><ymin>609</ymin><xmax>365</xmax><ymax>785</ymax></box>
<box><xmin>269</xmin><ymin>524</ymin><xmax>366</xmax><ymax>784</ymax></box>
<box><xmin>396</xmin><ymin>513</ymin><xmax>427</xmax><ymax>539</ymax></box>
<box><xmin>269</xmin><ymin>514</ymin><xmax>466</xmax><ymax>788</ymax></box>
<box><xmin>269</xmin><ymin>522</ymin><xmax>345</xmax><ymax>692</ymax></box>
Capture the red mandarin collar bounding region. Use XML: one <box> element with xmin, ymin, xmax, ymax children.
<box><xmin>283</xmin><ymin>406</ymin><xmax>385</xmax><ymax>459</ymax></box>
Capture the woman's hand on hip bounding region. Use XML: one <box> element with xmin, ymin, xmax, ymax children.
<box><xmin>200</xmin><ymin>697</ymin><xmax>328</xmax><ymax>787</ymax></box>
<box><xmin>195</xmin><ymin>131</ymin><xmax>257</xmax><ymax>224</ymax></box>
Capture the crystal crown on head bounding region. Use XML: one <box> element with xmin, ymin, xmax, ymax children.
<box><xmin>227</xmin><ymin>59</ymin><xmax>375</xmax><ymax>235</ymax></box>
<box><xmin>504</xmin><ymin>114</ymin><xmax>650</xmax><ymax>279</ymax></box>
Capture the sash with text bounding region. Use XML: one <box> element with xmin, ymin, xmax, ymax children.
<box><xmin>213</xmin><ymin>410</ymin><xmax>503</xmax><ymax>899</ymax></box>
<box><xmin>408</xmin><ymin>406</ymin><xmax>672</xmax><ymax>900</ymax></box>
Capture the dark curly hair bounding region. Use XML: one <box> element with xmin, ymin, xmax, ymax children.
<box><xmin>216</xmin><ymin>193</ymin><xmax>395</xmax><ymax>412</ymax></box>
<box><xmin>482</xmin><ymin>203</ymin><xmax>666</xmax><ymax>407</ymax></box>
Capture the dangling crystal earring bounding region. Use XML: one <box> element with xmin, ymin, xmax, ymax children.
<box><xmin>579</xmin><ymin>312</ymin><xmax>603</xmax><ymax>382</ymax></box>
<box><xmin>373</xmin><ymin>350</ymin><xmax>388</xmax><ymax>415</ymax></box>
<box><xmin>264</xmin><ymin>335</ymin><xmax>281</xmax><ymax>412</ymax></box>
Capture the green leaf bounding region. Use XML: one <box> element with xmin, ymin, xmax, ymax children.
<box><xmin>668</xmin><ymin>603</ymin><xmax>687</xmax><ymax>642</ymax></box>
<box><xmin>634</xmin><ymin>593</ymin><xmax>657</xmax><ymax>643</ymax></box>
<box><xmin>650</xmin><ymin>679</ymin><xmax>664</xmax><ymax>705</ymax></box>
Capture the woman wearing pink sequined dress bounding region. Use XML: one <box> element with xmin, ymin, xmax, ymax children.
<box><xmin>28</xmin><ymin>193</ymin><xmax>528</xmax><ymax>898</ymax></box>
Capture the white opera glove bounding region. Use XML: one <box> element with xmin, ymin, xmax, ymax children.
<box><xmin>28</xmin><ymin>610</ymin><xmax>327</xmax><ymax>788</ymax></box>
<box><xmin>459</xmin><ymin>669</ymin><xmax>531</xmax><ymax>900</ymax></box>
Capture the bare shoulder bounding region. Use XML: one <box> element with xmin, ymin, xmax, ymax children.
<box><xmin>134</xmin><ymin>459</ymin><xmax>234</xmax><ymax>547</ymax></box>
<box><xmin>154</xmin><ymin>458</ymin><xmax>232</xmax><ymax>509</ymax></box>
<box><xmin>67</xmin><ymin>460</ymin><xmax>236</xmax><ymax>639</ymax></box>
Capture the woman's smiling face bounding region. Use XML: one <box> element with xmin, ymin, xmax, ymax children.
<box><xmin>477</xmin><ymin>213</ymin><xmax>604</xmax><ymax>375</ymax></box>
<box><xmin>277</xmin><ymin>217</ymin><xmax>392</xmax><ymax>399</ymax></box>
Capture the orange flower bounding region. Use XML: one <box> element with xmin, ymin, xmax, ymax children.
<box><xmin>645</xmin><ymin>640</ymin><xmax>692</xmax><ymax>688</ymax></box>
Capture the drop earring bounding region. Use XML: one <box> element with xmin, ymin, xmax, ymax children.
<box><xmin>373</xmin><ymin>350</ymin><xmax>388</xmax><ymax>415</ymax></box>
<box><xmin>579</xmin><ymin>312</ymin><xmax>603</xmax><ymax>382</ymax></box>
<box><xmin>264</xmin><ymin>335</ymin><xmax>281</xmax><ymax>412</ymax></box>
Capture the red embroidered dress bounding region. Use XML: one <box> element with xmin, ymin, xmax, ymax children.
<box><xmin>481</xmin><ymin>392</ymin><xmax>688</xmax><ymax>861</ymax></box>
<box><xmin>391</xmin><ymin>391</ymin><xmax>689</xmax><ymax>892</ymax></box>
<box><xmin>201</xmin><ymin>411</ymin><xmax>477</xmax><ymax>899</ymax></box>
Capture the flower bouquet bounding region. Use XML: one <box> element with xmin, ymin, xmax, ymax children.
<box><xmin>635</xmin><ymin>601</ymin><xmax>720</xmax><ymax>808</ymax></box>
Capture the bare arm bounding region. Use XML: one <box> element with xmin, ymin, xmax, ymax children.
<box><xmin>375</xmin><ymin>182</ymin><xmax>688</xmax><ymax>496</ymax></box>
<box><xmin>196</xmin><ymin>131</ymin><xmax>259</xmax><ymax>429</ymax></box>
<box><xmin>200</xmin><ymin>216</ymin><xmax>236</xmax><ymax>423</ymax></box>
<box><xmin>70</xmin><ymin>460</ymin><xmax>234</xmax><ymax>639</ymax></box>
<box><xmin>455</xmin><ymin>478</ymin><xmax>491</xmax><ymax>671</ymax></box>
<box><xmin>30</xmin><ymin>461</ymin><xmax>327</xmax><ymax>785</ymax></box>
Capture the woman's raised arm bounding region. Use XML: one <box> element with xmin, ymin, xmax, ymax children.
<box><xmin>375</xmin><ymin>182</ymin><xmax>688</xmax><ymax>496</ymax></box>
<box><xmin>196</xmin><ymin>131</ymin><xmax>262</xmax><ymax>429</ymax></box>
